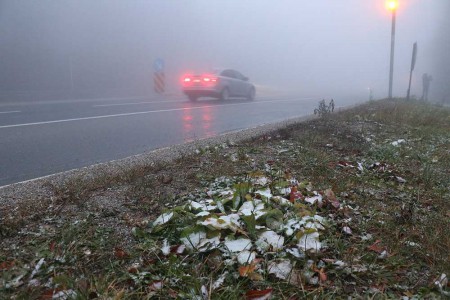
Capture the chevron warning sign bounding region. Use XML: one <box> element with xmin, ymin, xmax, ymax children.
<box><xmin>153</xmin><ymin>58</ymin><xmax>165</xmax><ymax>94</ymax></box>
<box><xmin>154</xmin><ymin>72</ymin><xmax>165</xmax><ymax>94</ymax></box>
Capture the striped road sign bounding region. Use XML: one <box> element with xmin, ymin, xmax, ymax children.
<box><xmin>154</xmin><ymin>72</ymin><xmax>165</xmax><ymax>94</ymax></box>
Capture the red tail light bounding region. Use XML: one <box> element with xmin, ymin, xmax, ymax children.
<box><xmin>182</xmin><ymin>75</ymin><xmax>193</xmax><ymax>86</ymax></box>
<box><xmin>203</xmin><ymin>75</ymin><xmax>218</xmax><ymax>85</ymax></box>
<box><xmin>182</xmin><ymin>74</ymin><xmax>218</xmax><ymax>86</ymax></box>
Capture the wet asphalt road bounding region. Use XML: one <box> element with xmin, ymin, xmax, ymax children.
<box><xmin>0</xmin><ymin>93</ymin><xmax>355</xmax><ymax>187</ymax></box>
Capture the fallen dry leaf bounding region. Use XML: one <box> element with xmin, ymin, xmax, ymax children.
<box><xmin>114</xmin><ymin>247</ymin><xmax>128</xmax><ymax>259</ymax></box>
<box><xmin>367</xmin><ymin>240</ymin><xmax>385</xmax><ymax>254</ymax></box>
<box><xmin>245</xmin><ymin>288</ymin><xmax>273</xmax><ymax>300</ymax></box>
<box><xmin>0</xmin><ymin>260</ymin><xmax>15</xmax><ymax>270</ymax></box>
<box><xmin>148</xmin><ymin>280</ymin><xmax>164</xmax><ymax>291</ymax></box>
<box><xmin>239</xmin><ymin>264</ymin><xmax>257</xmax><ymax>277</ymax></box>
<box><xmin>290</xmin><ymin>186</ymin><xmax>302</xmax><ymax>203</ymax></box>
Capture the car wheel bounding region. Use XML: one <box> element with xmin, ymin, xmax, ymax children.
<box><xmin>220</xmin><ymin>88</ymin><xmax>230</xmax><ymax>101</ymax></box>
<box><xmin>247</xmin><ymin>87</ymin><xmax>255</xmax><ymax>101</ymax></box>
<box><xmin>188</xmin><ymin>94</ymin><xmax>198</xmax><ymax>101</ymax></box>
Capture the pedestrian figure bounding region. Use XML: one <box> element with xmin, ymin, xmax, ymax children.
<box><xmin>330</xmin><ymin>99</ymin><xmax>335</xmax><ymax>112</ymax></box>
<box><xmin>422</xmin><ymin>73</ymin><xmax>432</xmax><ymax>101</ymax></box>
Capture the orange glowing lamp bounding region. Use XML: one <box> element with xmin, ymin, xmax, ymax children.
<box><xmin>386</xmin><ymin>0</ymin><xmax>398</xmax><ymax>11</ymax></box>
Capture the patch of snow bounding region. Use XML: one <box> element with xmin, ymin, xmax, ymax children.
<box><xmin>212</xmin><ymin>272</ymin><xmax>228</xmax><ymax>290</ymax></box>
<box><xmin>254</xmin><ymin>176</ymin><xmax>269</xmax><ymax>185</ymax></box>
<box><xmin>357</xmin><ymin>162</ymin><xmax>364</xmax><ymax>172</ymax></box>
<box><xmin>161</xmin><ymin>239</ymin><xmax>170</xmax><ymax>255</ymax></box>
<box><xmin>391</xmin><ymin>139</ymin><xmax>406</xmax><ymax>146</ymax></box>
<box><xmin>361</xmin><ymin>233</ymin><xmax>373</xmax><ymax>241</ymax></box>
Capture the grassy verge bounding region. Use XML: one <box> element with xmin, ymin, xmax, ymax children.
<box><xmin>1</xmin><ymin>99</ymin><xmax>449</xmax><ymax>299</ymax></box>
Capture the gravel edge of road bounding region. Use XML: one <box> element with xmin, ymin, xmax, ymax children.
<box><xmin>0</xmin><ymin>114</ymin><xmax>317</xmax><ymax>204</ymax></box>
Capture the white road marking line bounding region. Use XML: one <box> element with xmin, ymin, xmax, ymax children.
<box><xmin>93</xmin><ymin>99</ymin><xmax>183</xmax><ymax>107</ymax></box>
<box><xmin>0</xmin><ymin>110</ymin><xmax>21</xmax><ymax>114</ymax></box>
<box><xmin>0</xmin><ymin>98</ymin><xmax>319</xmax><ymax>129</ymax></box>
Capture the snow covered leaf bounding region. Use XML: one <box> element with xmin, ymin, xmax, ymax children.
<box><xmin>304</xmin><ymin>192</ymin><xmax>323</xmax><ymax>206</ymax></box>
<box><xmin>342</xmin><ymin>226</ymin><xmax>352</xmax><ymax>235</ymax></box>
<box><xmin>153</xmin><ymin>212</ymin><xmax>174</xmax><ymax>226</ymax></box>
<box><xmin>197</xmin><ymin>235</ymin><xmax>221</xmax><ymax>252</ymax></box>
<box><xmin>395</xmin><ymin>176</ymin><xmax>406</xmax><ymax>183</ymax></box>
<box><xmin>223</xmin><ymin>237</ymin><xmax>252</xmax><ymax>252</ymax></box>
<box><xmin>187</xmin><ymin>200</ymin><xmax>217</xmax><ymax>211</ymax></box>
<box><xmin>255</xmin><ymin>230</ymin><xmax>284</xmax><ymax>252</ymax></box>
<box><xmin>239</xmin><ymin>200</ymin><xmax>266</xmax><ymax>219</ymax></box>
<box><xmin>196</xmin><ymin>211</ymin><xmax>210</xmax><ymax>217</ymax></box>
<box><xmin>255</xmin><ymin>188</ymin><xmax>272</xmax><ymax>200</ymax></box>
<box><xmin>271</xmin><ymin>196</ymin><xmax>291</xmax><ymax>206</ymax></box>
<box><xmin>149</xmin><ymin>280</ymin><xmax>163</xmax><ymax>291</ymax></box>
<box><xmin>237</xmin><ymin>250</ymin><xmax>256</xmax><ymax>265</ymax></box>
<box><xmin>200</xmin><ymin>214</ymin><xmax>241</xmax><ymax>232</ymax></box>
<box><xmin>245</xmin><ymin>288</ymin><xmax>273</xmax><ymax>300</ymax></box>
<box><xmin>170</xmin><ymin>244</ymin><xmax>186</xmax><ymax>255</ymax></box>
<box><xmin>297</xmin><ymin>231</ymin><xmax>322</xmax><ymax>252</ymax></box>
<box><xmin>268</xmin><ymin>259</ymin><xmax>293</xmax><ymax>280</ymax></box>
<box><xmin>201</xmin><ymin>285</ymin><xmax>209</xmax><ymax>300</ymax></box>
<box><xmin>286</xmin><ymin>248</ymin><xmax>305</xmax><ymax>259</ymax></box>
<box><xmin>180</xmin><ymin>231</ymin><xmax>206</xmax><ymax>250</ymax></box>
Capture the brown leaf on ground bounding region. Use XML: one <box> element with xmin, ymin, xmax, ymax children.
<box><xmin>114</xmin><ymin>247</ymin><xmax>128</xmax><ymax>259</ymax></box>
<box><xmin>367</xmin><ymin>240</ymin><xmax>385</xmax><ymax>254</ymax></box>
<box><xmin>245</xmin><ymin>288</ymin><xmax>273</xmax><ymax>300</ymax></box>
<box><xmin>0</xmin><ymin>260</ymin><xmax>15</xmax><ymax>270</ymax></box>
<box><xmin>239</xmin><ymin>264</ymin><xmax>257</xmax><ymax>277</ymax></box>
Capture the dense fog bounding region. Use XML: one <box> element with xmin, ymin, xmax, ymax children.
<box><xmin>0</xmin><ymin>0</ymin><xmax>448</xmax><ymax>102</ymax></box>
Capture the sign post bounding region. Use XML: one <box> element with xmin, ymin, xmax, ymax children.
<box><xmin>406</xmin><ymin>42</ymin><xmax>417</xmax><ymax>101</ymax></box>
<box><xmin>153</xmin><ymin>58</ymin><xmax>165</xmax><ymax>94</ymax></box>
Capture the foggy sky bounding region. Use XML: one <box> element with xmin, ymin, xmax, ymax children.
<box><xmin>0</xmin><ymin>0</ymin><xmax>448</xmax><ymax>101</ymax></box>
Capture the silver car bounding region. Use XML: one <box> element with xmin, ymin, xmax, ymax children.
<box><xmin>181</xmin><ymin>69</ymin><xmax>255</xmax><ymax>101</ymax></box>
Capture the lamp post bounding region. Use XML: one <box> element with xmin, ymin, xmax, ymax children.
<box><xmin>387</xmin><ymin>0</ymin><xmax>398</xmax><ymax>100</ymax></box>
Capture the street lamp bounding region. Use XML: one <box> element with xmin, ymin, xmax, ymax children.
<box><xmin>387</xmin><ymin>0</ymin><xmax>398</xmax><ymax>100</ymax></box>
